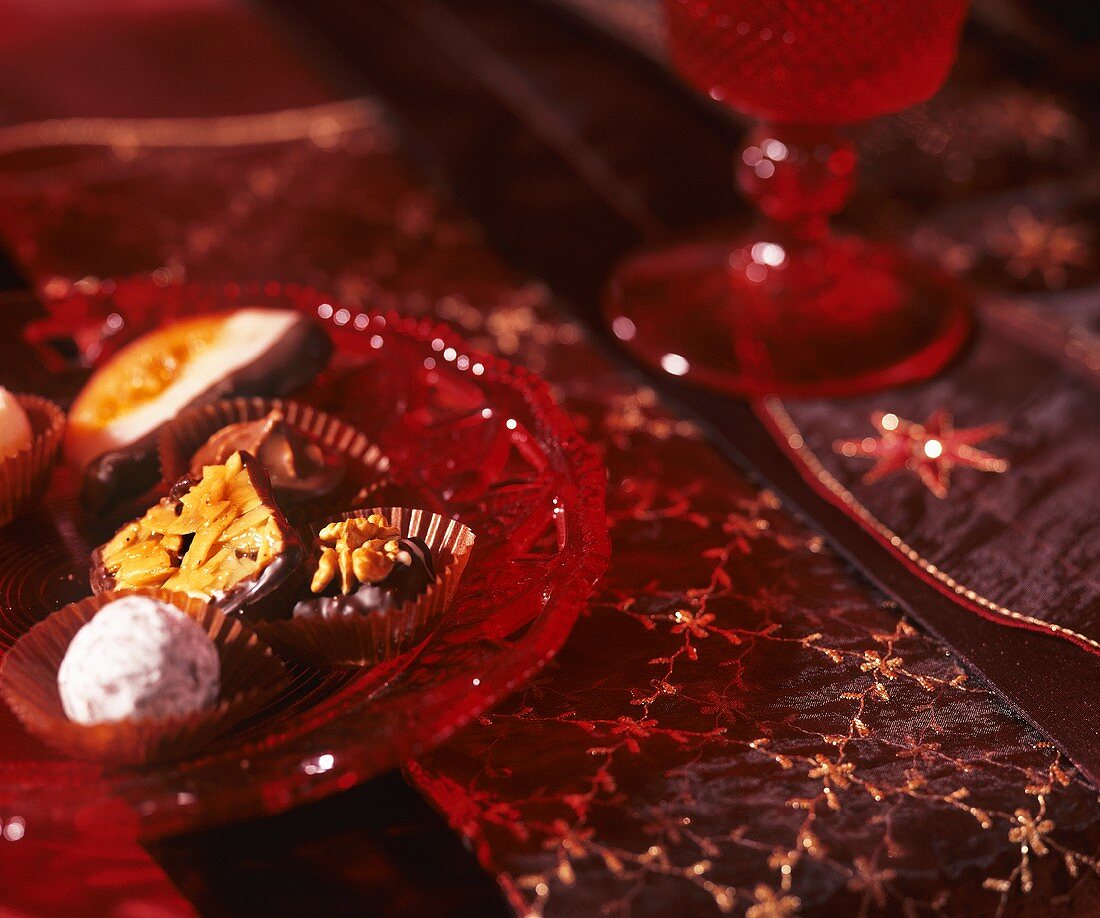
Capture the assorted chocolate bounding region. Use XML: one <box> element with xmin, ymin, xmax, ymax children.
<box><xmin>158</xmin><ymin>396</ymin><xmax>393</xmax><ymax>523</ymax></box>
<box><xmin>0</xmin><ymin>306</ymin><xmax>478</xmax><ymax>759</ymax></box>
<box><xmin>293</xmin><ymin>515</ymin><xmax>436</xmax><ymax>620</ymax></box>
<box><xmin>0</xmin><ymin>589</ymin><xmax>290</xmax><ymax>765</ymax></box>
<box><xmin>91</xmin><ymin>450</ymin><xmax>304</xmax><ymax>620</ymax></box>
<box><xmin>0</xmin><ymin>306</ymin><xmax>475</xmax><ymax>760</ymax></box>
<box><xmin>252</xmin><ymin>507</ymin><xmax>475</xmax><ymax>667</ymax></box>
<box><xmin>190</xmin><ymin>408</ymin><xmax>344</xmax><ymax>503</ymax></box>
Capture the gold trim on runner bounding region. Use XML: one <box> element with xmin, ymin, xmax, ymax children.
<box><xmin>763</xmin><ymin>397</ymin><xmax>1100</xmax><ymax>652</ymax></box>
<box><xmin>0</xmin><ymin>99</ymin><xmax>385</xmax><ymax>155</ymax></box>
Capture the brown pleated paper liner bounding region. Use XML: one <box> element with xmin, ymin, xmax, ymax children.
<box><xmin>0</xmin><ymin>394</ymin><xmax>65</xmax><ymax>528</ymax></box>
<box><xmin>0</xmin><ymin>589</ymin><xmax>290</xmax><ymax>765</ymax></box>
<box><xmin>254</xmin><ymin>507</ymin><xmax>476</xmax><ymax>668</ymax></box>
<box><xmin>158</xmin><ymin>396</ymin><xmax>392</xmax><ymax>520</ymax></box>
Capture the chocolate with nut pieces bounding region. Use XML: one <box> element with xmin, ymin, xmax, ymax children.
<box><xmin>90</xmin><ymin>450</ymin><xmax>303</xmax><ymax>621</ymax></box>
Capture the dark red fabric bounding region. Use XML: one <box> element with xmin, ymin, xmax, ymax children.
<box><xmin>772</xmin><ymin>319</ymin><xmax>1100</xmax><ymax>650</ymax></box>
<box><xmin>0</xmin><ymin>1</ymin><xmax>1099</xmax><ymax>916</ymax></box>
<box><xmin>0</xmin><ymin>0</ymin><xmax>330</xmax><ymax>120</ymax></box>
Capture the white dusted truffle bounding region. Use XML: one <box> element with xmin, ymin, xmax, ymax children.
<box><xmin>57</xmin><ymin>595</ymin><xmax>220</xmax><ymax>725</ymax></box>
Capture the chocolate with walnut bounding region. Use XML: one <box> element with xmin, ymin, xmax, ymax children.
<box><xmin>293</xmin><ymin>513</ymin><xmax>436</xmax><ymax>619</ymax></box>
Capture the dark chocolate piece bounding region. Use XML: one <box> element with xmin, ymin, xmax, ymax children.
<box><xmin>381</xmin><ymin>536</ymin><xmax>436</xmax><ymax>606</ymax></box>
<box><xmin>190</xmin><ymin>409</ymin><xmax>344</xmax><ymax>501</ymax></box>
<box><xmin>292</xmin><ymin>536</ymin><xmax>436</xmax><ymax>620</ymax></box>
<box><xmin>293</xmin><ymin>584</ymin><xmax>393</xmax><ymax>620</ymax></box>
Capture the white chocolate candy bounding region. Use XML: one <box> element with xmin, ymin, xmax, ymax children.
<box><xmin>58</xmin><ymin>596</ymin><xmax>220</xmax><ymax>725</ymax></box>
<box><xmin>0</xmin><ymin>388</ymin><xmax>32</xmax><ymax>460</ymax></box>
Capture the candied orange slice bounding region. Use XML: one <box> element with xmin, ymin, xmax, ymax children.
<box><xmin>66</xmin><ymin>310</ymin><xmax>326</xmax><ymax>471</ymax></box>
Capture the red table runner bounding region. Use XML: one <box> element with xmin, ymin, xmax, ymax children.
<box><xmin>0</xmin><ymin>1</ymin><xmax>1099</xmax><ymax>915</ymax></box>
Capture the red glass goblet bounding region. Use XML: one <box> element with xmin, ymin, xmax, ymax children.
<box><xmin>604</xmin><ymin>0</ymin><xmax>972</xmax><ymax>397</ymax></box>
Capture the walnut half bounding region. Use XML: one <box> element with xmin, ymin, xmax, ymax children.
<box><xmin>310</xmin><ymin>513</ymin><xmax>412</xmax><ymax>595</ymax></box>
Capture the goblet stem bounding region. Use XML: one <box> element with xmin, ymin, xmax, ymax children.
<box><xmin>725</xmin><ymin>124</ymin><xmax>863</xmax><ymax>387</ymax></box>
<box><xmin>735</xmin><ymin>123</ymin><xmax>856</xmax><ymax>248</ymax></box>
<box><xmin>603</xmin><ymin>122</ymin><xmax>970</xmax><ymax>397</ymax></box>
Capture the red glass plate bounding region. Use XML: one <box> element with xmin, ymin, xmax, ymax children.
<box><xmin>0</xmin><ymin>279</ymin><xmax>610</xmax><ymax>841</ymax></box>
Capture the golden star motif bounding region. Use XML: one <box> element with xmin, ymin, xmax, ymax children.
<box><xmin>832</xmin><ymin>410</ymin><xmax>1009</xmax><ymax>499</ymax></box>
<box><xmin>986</xmin><ymin>207</ymin><xmax>1091</xmax><ymax>289</ymax></box>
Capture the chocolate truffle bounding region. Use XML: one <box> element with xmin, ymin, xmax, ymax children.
<box><xmin>57</xmin><ymin>595</ymin><xmax>220</xmax><ymax>725</ymax></box>
<box><xmin>190</xmin><ymin>409</ymin><xmax>343</xmax><ymax>501</ymax></box>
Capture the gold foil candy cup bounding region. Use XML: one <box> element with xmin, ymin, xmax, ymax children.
<box><xmin>0</xmin><ymin>589</ymin><xmax>289</xmax><ymax>765</ymax></box>
<box><xmin>255</xmin><ymin>507</ymin><xmax>476</xmax><ymax>667</ymax></box>
<box><xmin>158</xmin><ymin>396</ymin><xmax>392</xmax><ymax>519</ymax></box>
<box><xmin>0</xmin><ymin>394</ymin><xmax>65</xmax><ymax>528</ymax></box>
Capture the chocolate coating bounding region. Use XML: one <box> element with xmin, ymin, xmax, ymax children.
<box><xmin>82</xmin><ymin>443</ymin><xmax>162</xmax><ymax>517</ymax></box>
<box><xmin>292</xmin><ymin>584</ymin><xmax>393</xmax><ymax>620</ymax></box>
<box><xmin>191</xmin><ymin>409</ymin><xmax>343</xmax><ymax>501</ymax></box>
<box><xmin>293</xmin><ymin>536</ymin><xmax>435</xmax><ymax>620</ymax></box>
<box><xmin>383</xmin><ymin>536</ymin><xmax>436</xmax><ymax>606</ymax></box>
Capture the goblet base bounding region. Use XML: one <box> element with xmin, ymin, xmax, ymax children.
<box><xmin>604</xmin><ymin>227</ymin><xmax>972</xmax><ymax>399</ymax></box>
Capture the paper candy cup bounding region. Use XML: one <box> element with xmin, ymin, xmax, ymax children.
<box><xmin>159</xmin><ymin>396</ymin><xmax>391</xmax><ymax>519</ymax></box>
<box><xmin>254</xmin><ymin>507</ymin><xmax>475</xmax><ymax>667</ymax></box>
<box><xmin>0</xmin><ymin>394</ymin><xmax>65</xmax><ymax>528</ymax></box>
<box><xmin>0</xmin><ymin>589</ymin><xmax>289</xmax><ymax>765</ymax></box>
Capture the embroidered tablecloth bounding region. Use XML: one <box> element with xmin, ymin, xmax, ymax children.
<box><xmin>0</xmin><ymin>1</ymin><xmax>1098</xmax><ymax>915</ymax></box>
